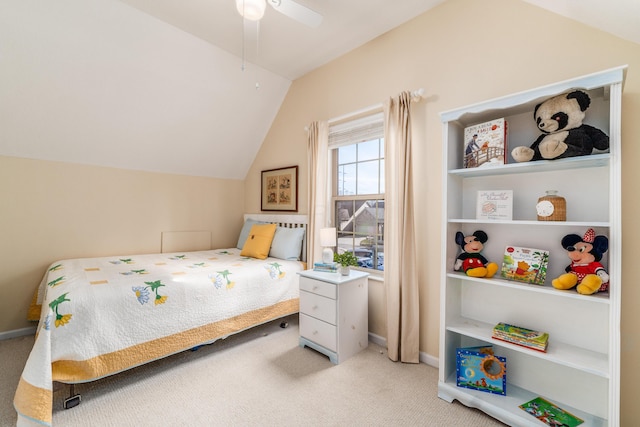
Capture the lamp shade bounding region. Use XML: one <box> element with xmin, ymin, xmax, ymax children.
<box><xmin>319</xmin><ymin>227</ymin><xmax>336</xmax><ymax>264</ymax></box>
<box><xmin>319</xmin><ymin>228</ymin><xmax>337</xmax><ymax>247</ymax></box>
<box><xmin>235</xmin><ymin>0</ymin><xmax>266</xmax><ymax>21</ymax></box>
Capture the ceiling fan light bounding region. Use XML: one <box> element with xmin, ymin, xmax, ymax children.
<box><xmin>235</xmin><ymin>0</ymin><xmax>266</xmax><ymax>21</ymax></box>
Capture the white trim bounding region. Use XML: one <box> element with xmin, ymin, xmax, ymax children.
<box><xmin>0</xmin><ymin>326</ymin><xmax>36</xmax><ymax>341</ymax></box>
<box><xmin>368</xmin><ymin>331</ymin><xmax>386</xmax><ymax>348</ymax></box>
<box><xmin>244</xmin><ymin>213</ymin><xmax>308</xmax><ymax>224</ymax></box>
<box><xmin>369</xmin><ymin>331</ymin><xmax>439</xmax><ymax>368</ymax></box>
<box><xmin>420</xmin><ymin>351</ymin><xmax>439</xmax><ymax>369</ymax></box>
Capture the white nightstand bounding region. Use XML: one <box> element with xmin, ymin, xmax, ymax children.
<box><xmin>298</xmin><ymin>269</ymin><xmax>369</xmax><ymax>364</ymax></box>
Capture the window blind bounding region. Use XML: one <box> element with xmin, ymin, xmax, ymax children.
<box><xmin>328</xmin><ymin>112</ymin><xmax>384</xmax><ymax>148</ymax></box>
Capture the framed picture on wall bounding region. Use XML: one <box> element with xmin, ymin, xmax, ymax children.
<box><xmin>261</xmin><ymin>166</ymin><xmax>298</xmax><ymax>212</ymax></box>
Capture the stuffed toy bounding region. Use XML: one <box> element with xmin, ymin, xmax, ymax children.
<box><xmin>454</xmin><ymin>230</ymin><xmax>498</xmax><ymax>278</ymax></box>
<box><xmin>511</xmin><ymin>90</ymin><xmax>609</xmax><ymax>162</ymax></box>
<box><xmin>552</xmin><ymin>228</ymin><xmax>609</xmax><ymax>295</ymax></box>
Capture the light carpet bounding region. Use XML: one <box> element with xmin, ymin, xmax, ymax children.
<box><xmin>1</xmin><ymin>316</ymin><xmax>505</xmax><ymax>426</ymax></box>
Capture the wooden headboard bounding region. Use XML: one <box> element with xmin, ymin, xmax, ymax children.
<box><xmin>244</xmin><ymin>213</ymin><xmax>309</xmax><ymax>263</ymax></box>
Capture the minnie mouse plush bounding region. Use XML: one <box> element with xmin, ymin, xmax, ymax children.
<box><xmin>454</xmin><ymin>230</ymin><xmax>498</xmax><ymax>278</ymax></box>
<box><xmin>552</xmin><ymin>228</ymin><xmax>609</xmax><ymax>295</ymax></box>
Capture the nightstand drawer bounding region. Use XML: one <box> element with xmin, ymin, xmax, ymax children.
<box><xmin>299</xmin><ymin>314</ymin><xmax>337</xmax><ymax>352</ymax></box>
<box><xmin>299</xmin><ymin>290</ymin><xmax>336</xmax><ymax>324</ymax></box>
<box><xmin>299</xmin><ymin>276</ymin><xmax>336</xmax><ymax>299</ymax></box>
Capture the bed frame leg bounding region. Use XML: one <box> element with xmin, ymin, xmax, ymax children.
<box><xmin>280</xmin><ymin>321</ymin><xmax>289</xmax><ymax>328</ymax></box>
<box><xmin>63</xmin><ymin>384</ymin><xmax>82</xmax><ymax>409</ymax></box>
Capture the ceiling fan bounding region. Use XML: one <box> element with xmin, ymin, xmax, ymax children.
<box><xmin>235</xmin><ymin>0</ymin><xmax>323</xmax><ymax>28</ymax></box>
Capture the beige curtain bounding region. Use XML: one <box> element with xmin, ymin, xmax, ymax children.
<box><xmin>306</xmin><ymin>121</ymin><xmax>329</xmax><ymax>264</ymax></box>
<box><xmin>384</xmin><ymin>91</ymin><xmax>419</xmax><ymax>363</ymax></box>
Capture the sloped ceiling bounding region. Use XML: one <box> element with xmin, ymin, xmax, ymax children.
<box><xmin>119</xmin><ymin>0</ymin><xmax>640</xmax><ymax>81</ymax></box>
<box><xmin>1</xmin><ymin>0</ymin><xmax>638</xmax><ymax>179</ymax></box>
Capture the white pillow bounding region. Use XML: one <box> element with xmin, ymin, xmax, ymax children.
<box><xmin>269</xmin><ymin>227</ymin><xmax>305</xmax><ymax>260</ymax></box>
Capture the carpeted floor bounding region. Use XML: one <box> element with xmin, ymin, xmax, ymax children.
<box><xmin>1</xmin><ymin>316</ymin><xmax>505</xmax><ymax>426</ymax></box>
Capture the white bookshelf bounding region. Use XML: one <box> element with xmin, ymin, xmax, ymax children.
<box><xmin>438</xmin><ymin>66</ymin><xmax>626</xmax><ymax>426</ymax></box>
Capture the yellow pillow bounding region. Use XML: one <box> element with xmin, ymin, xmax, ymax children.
<box><xmin>240</xmin><ymin>223</ymin><xmax>277</xmax><ymax>259</ymax></box>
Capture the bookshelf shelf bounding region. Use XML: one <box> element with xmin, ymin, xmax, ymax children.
<box><xmin>438</xmin><ymin>66</ymin><xmax>625</xmax><ymax>426</ymax></box>
<box><xmin>440</xmin><ymin>373</ymin><xmax>606</xmax><ymax>427</ymax></box>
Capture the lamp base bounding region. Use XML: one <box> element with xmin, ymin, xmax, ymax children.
<box><xmin>322</xmin><ymin>248</ymin><xmax>334</xmax><ymax>264</ymax></box>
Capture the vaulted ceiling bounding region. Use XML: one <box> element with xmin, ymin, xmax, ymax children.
<box><xmin>2</xmin><ymin>1</ymin><xmax>638</xmax><ymax>179</ymax></box>
<box><xmin>118</xmin><ymin>0</ymin><xmax>640</xmax><ymax>81</ymax></box>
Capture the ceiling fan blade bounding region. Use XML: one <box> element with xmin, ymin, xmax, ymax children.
<box><xmin>267</xmin><ymin>0</ymin><xmax>323</xmax><ymax>28</ymax></box>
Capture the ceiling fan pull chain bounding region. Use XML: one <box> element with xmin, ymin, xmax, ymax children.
<box><xmin>240</xmin><ymin>0</ymin><xmax>246</xmax><ymax>71</ymax></box>
<box><xmin>255</xmin><ymin>19</ymin><xmax>260</xmax><ymax>90</ymax></box>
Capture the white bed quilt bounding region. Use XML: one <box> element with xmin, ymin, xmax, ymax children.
<box><xmin>14</xmin><ymin>248</ymin><xmax>303</xmax><ymax>426</ymax></box>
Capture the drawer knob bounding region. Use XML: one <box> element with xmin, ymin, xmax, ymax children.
<box><xmin>312</xmin><ymin>305</ymin><xmax>318</xmax><ymax>310</ymax></box>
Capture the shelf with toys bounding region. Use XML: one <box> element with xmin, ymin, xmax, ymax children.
<box><xmin>446</xmin><ymin>272</ymin><xmax>611</xmax><ymax>304</ymax></box>
<box><xmin>449</xmin><ymin>219</ymin><xmax>610</xmax><ymax>227</ymax></box>
<box><xmin>438</xmin><ymin>66</ymin><xmax>625</xmax><ymax>427</ymax></box>
<box><xmin>448</xmin><ymin>152</ymin><xmax>610</xmax><ymax>177</ymax></box>
<box><xmin>445</xmin><ymin>315</ymin><xmax>609</xmax><ymax>377</ymax></box>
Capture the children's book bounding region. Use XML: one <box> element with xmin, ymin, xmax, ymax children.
<box><xmin>456</xmin><ymin>346</ymin><xmax>506</xmax><ymax>395</ymax></box>
<box><xmin>500</xmin><ymin>246</ymin><xmax>550</xmax><ymax>285</ymax></box>
<box><xmin>519</xmin><ymin>396</ymin><xmax>584</xmax><ymax>426</ymax></box>
<box><xmin>492</xmin><ymin>322</ymin><xmax>549</xmax><ymax>352</ymax></box>
<box><xmin>463</xmin><ymin>118</ymin><xmax>507</xmax><ymax>168</ymax></box>
<box><xmin>476</xmin><ymin>190</ymin><xmax>513</xmax><ymax>220</ymax></box>
<box><xmin>313</xmin><ymin>262</ymin><xmax>338</xmax><ymax>273</ymax></box>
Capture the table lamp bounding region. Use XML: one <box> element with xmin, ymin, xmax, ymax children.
<box><xmin>319</xmin><ymin>227</ymin><xmax>337</xmax><ymax>264</ymax></box>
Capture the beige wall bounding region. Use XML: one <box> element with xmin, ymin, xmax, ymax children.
<box><xmin>0</xmin><ymin>155</ymin><xmax>245</xmax><ymax>331</ymax></box>
<box><xmin>2</xmin><ymin>0</ymin><xmax>639</xmax><ymax>422</ymax></box>
<box><xmin>245</xmin><ymin>0</ymin><xmax>640</xmax><ymax>422</ymax></box>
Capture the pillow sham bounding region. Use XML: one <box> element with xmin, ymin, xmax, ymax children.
<box><xmin>240</xmin><ymin>223</ymin><xmax>277</xmax><ymax>259</ymax></box>
<box><xmin>269</xmin><ymin>227</ymin><xmax>305</xmax><ymax>260</ymax></box>
<box><xmin>236</xmin><ymin>219</ymin><xmax>260</xmax><ymax>249</ymax></box>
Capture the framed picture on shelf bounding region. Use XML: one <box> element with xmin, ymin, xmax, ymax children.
<box><xmin>476</xmin><ymin>190</ymin><xmax>513</xmax><ymax>220</ymax></box>
<box><xmin>261</xmin><ymin>165</ymin><xmax>298</xmax><ymax>212</ymax></box>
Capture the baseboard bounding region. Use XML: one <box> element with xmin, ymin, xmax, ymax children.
<box><xmin>368</xmin><ymin>331</ymin><xmax>439</xmax><ymax>368</ymax></box>
<box><xmin>420</xmin><ymin>351</ymin><xmax>439</xmax><ymax>368</ymax></box>
<box><xmin>368</xmin><ymin>331</ymin><xmax>386</xmax><ymax>348</ymax></box>
<box><xmin>0</xmin><ymin>326</ymin><xmax>36</xmax><ymax>341</ymax></box>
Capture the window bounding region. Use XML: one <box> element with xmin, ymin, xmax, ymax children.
<box><xmin>329</xmin><ymin>113</ymin><xmax>384</xmax><ymax>271</ymax></box>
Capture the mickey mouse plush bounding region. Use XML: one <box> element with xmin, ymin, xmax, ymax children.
<box><xmin>511</xmin><ymin>90</ymin><xmax>609</xmax><ymax>162</ymax></box>
<box><xmin>454</xmin><ymin>230</ymin><xmax>498</xmax><ymax>278</ymax></box>
<box><xmin>552</xmin><ymin>228</ymin><xmax>609</xmax><ymax>295</ymax></box>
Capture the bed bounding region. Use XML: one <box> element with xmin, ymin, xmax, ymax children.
<box><xmin>14</xmin><ymin>214</ymin><xmax>307</xmax><ymax>427</ymax></box>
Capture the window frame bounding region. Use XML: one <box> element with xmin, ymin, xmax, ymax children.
<box><xmin>328</xmin><ymin>113</ymin><xmax>385</xmax><ymax>273</ymax></box>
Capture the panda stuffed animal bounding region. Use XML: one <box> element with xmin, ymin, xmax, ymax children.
<box><xmin>511</xmin><ymin>90</ymin><xmax>609</xmax><ymax>162</ymax></box>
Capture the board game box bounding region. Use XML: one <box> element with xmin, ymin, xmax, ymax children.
<box><xmin>456</xmin><ymin>346</ymin><xmax>506</xmax><ymax>395</ymax></box>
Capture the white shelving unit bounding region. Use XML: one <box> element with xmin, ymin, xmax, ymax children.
<box><xmin>438</xmin><ymin>66</ymin><xmax>626</xmax><ymax>426</ymax></box>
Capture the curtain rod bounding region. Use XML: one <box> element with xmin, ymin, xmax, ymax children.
<box><xmin>304</xmin><ymin>88</ymin><xmax>425</xmax><ymax>131</ymax></box>
<box><xmin>327</xmin><ymin>88</ymin><xmax>425</xmax><ymax>125</ymax></box>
